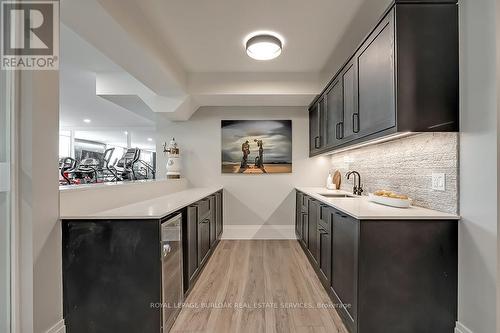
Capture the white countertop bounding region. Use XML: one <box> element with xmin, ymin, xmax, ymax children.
<box><xmin>60</xmin><ymin>186</ymin><xmax>223</xmax><ymax>220</ymax></box>
<box><xmin>296</xmin><ymin>187</ymin><xmax>460</xmax><ymax>220</ymax></box>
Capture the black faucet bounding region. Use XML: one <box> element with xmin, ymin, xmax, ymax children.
<box><xmin>346</xmin><ymin>171</ymin><xmax>363</xmax><ymax>196</ymax></box>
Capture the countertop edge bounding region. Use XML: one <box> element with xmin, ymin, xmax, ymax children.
<box><xmin>60</xmin><ymin>186</ymin><xmax>223</xmax><ymax>220</ymax></box>
<box><xmin>296</xmin><ymin>187</ymin><xmax>461</xmax><ymax>221</ymax></box>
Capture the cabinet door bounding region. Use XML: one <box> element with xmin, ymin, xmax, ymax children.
<box><xmin>187</xmin><ymin>205</ymin><xmax>199</xmax><ymax>283</ymax></box>
<box><xmin>197</xmin><ymin>213</ymin><xmax>211</xmax><ymax>267</ymax></box>
<box><xmin>296</xmin><ymin>192</ymin><xmax>303</xmax><ymax>240</ymax></box>
<box><xmin>356</xmin><ymin>9</ymin><xmax>396</xmax><ymax>138</ymax></box>
<box><xmin>325</xmin><ymin>78</ymin><xmax>344</xmax><ymax>148</ymax></box>
<box><xmin>331</xmin><ymin>210</ymin><xmax>359</xmax><ymax>330</ymax></box>
<box><xmin>215</xmin><ymin>191</ymin><xmax>223</xmax><ymax>240</ymax></box>
<box><xmin>317</xmin><ymin>206</ymin><xmax>332</xmax><ymax>283</ymax></box>
<box><xmin>308</xmin><ymin>199</ymin><xmax>319</xmax><ymax>262</ymax></box>
<box><xmin>209</xmin><ymin>196</ymin><xmax>217</xmax><ymax>248</ymax></box>
<box><xmin>341</xmin><ymin>61</ymin><xmax>358</xmax><ymax>143</ymax></box>
<box><xmin>309</xmin><ymin>97</ymin><xmax>326</xmax><ymax>154</ymax></box>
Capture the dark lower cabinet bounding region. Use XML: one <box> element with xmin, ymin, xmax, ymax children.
<box><xmin>63</xmin><ymin>190</ymin><xmax>223</xmax><ymax>333</ymax></box>
<box><xmin>296</xmin><ymin>191</ymin><xmax>458</xmax><ymax>333</ymax></box>
<box><xmin>331</xmin><ymin>210</ymin><xmax>359</xmax><ymax>333</ymax></box>
<box><xmin>307</xmin><ymin>199</ymin><xmax>320</xmax><ymax>262</ymax></box>
<box><xmin>186</xmin><ymin>190</ymin><xmax>224</xmax><ymax>290</ymax></box>
<box><xmin>215</xmin><ymin>191</ymin><xmax>223</xmax><ymax>239</ymax></box>
<box><xmin>317</xmin><ymin>206</ymin><xmax>332</xmax><ymax>283</ymax></box>
<box><xmin>62</xmin><ymin>220</ymin><xmax>161</xmax><ymax>333</ymax></box>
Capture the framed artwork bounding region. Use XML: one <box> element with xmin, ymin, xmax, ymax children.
<box><xmin>221</xmin><ymin>120</ymin><xmax>292</xmax><ymax>174</ymax></box>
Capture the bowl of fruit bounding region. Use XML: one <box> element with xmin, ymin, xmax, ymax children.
<box><xmin>368</xmin><ymin>190</ymin><xmax>412</xmax><ymax>208</ymax></box>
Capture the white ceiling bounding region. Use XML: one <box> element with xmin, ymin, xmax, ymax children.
<box><xmin>61</xmin><ymin>0</ymin><xmax>391</xmax><ymax>120</ymax></box>
<box><xmin>60</xmin><ymin>25</ymin><xmax>156</xmax><ymax>129</ymax></box>
<box><xmin>128</xmin><ymin>0</ymin><xmax>366</xmax><ymax>73</ymax></box>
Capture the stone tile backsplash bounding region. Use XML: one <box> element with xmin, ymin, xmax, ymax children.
<box><xmin>330</xmin><ymin>133</ymin><xmax>458</xmax><ymax>214</ymax></box>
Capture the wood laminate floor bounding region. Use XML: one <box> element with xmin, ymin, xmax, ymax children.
<box><xmin>171</xmin><ymin>240</ymin><xmax>348</xmax><ymax>333</ymax></box>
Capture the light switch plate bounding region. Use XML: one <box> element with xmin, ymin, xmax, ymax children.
<box><xmin>431</xmin><ymin>173</ymin><xmax>446</xmax><ymax>191</ymax></box>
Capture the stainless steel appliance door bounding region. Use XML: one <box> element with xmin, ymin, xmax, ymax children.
<box><xmin>161</xmin><ymin>214</ymin><xmax>183</xmax><ymax>332</ymax></box>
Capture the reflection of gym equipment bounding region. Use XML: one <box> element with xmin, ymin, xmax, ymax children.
<box><xmin>59</xmin><ymin>157</ymin><xmax>100</xmax><ymax>184</ymax></box>
<box><xmin>137</xmin><ymin>160</ymin><xmax>156</xmax><ymax>180</ymax></box>
<box><xmin>74</xmin><ymin>158</ymin><xmax>100</xmax><ymax>182</ymax></box>
<box><xmin>115</xmin><ymin>148</ymin><xmax>141</xmax><ymax>181</ymax></box>
<box><xmin>60</xmin><ymin>157</ymin><xmax>77</xmax><ymax>185</ymax></box>
<box><xmin>102</xmin><ymin>148</ymin><xmax>119</xmax><ymax>182</ymax></box>
<box><xmin>59</xmin><ymin>147</ymin><xmax>157</xmax><ymax>185</ymax></box>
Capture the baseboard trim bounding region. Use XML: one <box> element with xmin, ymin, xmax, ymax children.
<box><xmin>221</xmin><ymin>225</ymin><xmax>296</xmax><ymax>240</ymax></box>
<box><xmin>45</xmin><ymin>319</ymin><xmax>65</xmax><ymax>333</ymax></box>
<box><xmin>455</xmin><ymin>322</ymin><xmax>474</xmax><ymax>333</ymax></box>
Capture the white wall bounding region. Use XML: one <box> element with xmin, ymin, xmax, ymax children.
<box><xmin>459</xmin><ymin>0</ymin><xmax>498</xmax><ymax>332</ymax></box>
<box><xmin>17</xmin><ymin>69</ymin><xmax>62</xmax><ymax>333</ymax></box>
<box><xmin>156</xmin><ymin>106</ymin><xmax>330</xmax><ymax>239</ymax></box>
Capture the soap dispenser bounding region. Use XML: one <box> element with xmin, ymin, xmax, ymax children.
<box><xmin>326</xmin><ymin>171</ymin><xmax>335</xmax><ymax>190</ymax></box>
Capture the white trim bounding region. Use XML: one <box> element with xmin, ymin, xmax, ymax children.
<box><xmin>455</xmin><ymin>322</ymin><xmax>474</xmax><ymax>333</ymax></box>
<box><xmin>0</xmin><ymin>162</ymin><xmax>9</xmax><ymax>192</ymax></box>
<box><xmin>45</xmin><ymin>319</ymin><xmax>65</xmax><ymax>333</ymax></box>
<box><xmin>221</xmin><ymin>225</ymin><xmax>296</xmax><ymax>240</ymax></box>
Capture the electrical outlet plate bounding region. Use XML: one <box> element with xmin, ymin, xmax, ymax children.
<box><xmin>431</xmin><ymin>173</ymin><xmax>446</xmax><ymax>191</ymax></box>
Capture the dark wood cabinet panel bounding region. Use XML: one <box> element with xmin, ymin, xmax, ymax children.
<box><xmin>209</xmin><ymin>196</ymin><xmax>217</xmax><ymax>248</ymax></box>
<box><xmin>197</xmin><ymin>214</ymin><xmax>211</xmax><ymax>267</ymax></box>
<box><xmin>295</xmin><ymin>192</ymin><xmax>304</xmax><ymax>240</ymax></box>
<box><xmin>309</xmin><ymin>97</ymin><xmax>326</xmax><ymax>155</ymax></box>
<box><xmin>331</xmin><ymin>210</ymin><xmax>359</xmax><ymax>330</ymax></box>
<box><xmin>308</xmin><ymin>1</ymin><xmax>458</xmax><ymax>156</ymax></box>
<box><xmin>325</xmin><ymin>78</ymin><xmax>344</xmax><ymax>148</ymax></box>
<box><xmin>62</xmin><ymin>220</ymin><xmax>161</xmax><ymax>333</ymax></box>
<box><xmin>357</xmin><ymin>220</ymin><xmax>458</xmax><ymax>333</ymax></box>
<box><xmin>341</xmin><ymin>62</ymin><xmax>358</xmax><ymax>143</ymax></box>
<box><xmin>295</xmin><ymin>190</ymin><xmax>458</xmax><ymax>333</ymax></box>
<box><xmin>307</xmin><ymin>199</ymin><xmax>320</xmax><ymax>262</ymax></box>
<box><xmin>317</xmin><ymin>206</ymin><xmax>332</xmax><ymax>283</ymax></box>
<box><xmin>215</xmin><ymin>191</ymin><xmax>223</xmax><ymax>239</ymax></box>
<box><xmin>187</xmin><ymin>205</ymin><xmax>199</xmax><ymax>284</ymax></box>
<box><xmin>356</xmin><ymin>9</ymin><xmax>396</xmax><ymax>138</ymax></box>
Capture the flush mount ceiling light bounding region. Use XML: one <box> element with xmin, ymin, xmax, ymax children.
<box><xmin>245</xmin><ymin>33</ymin><xmax>283</xmax><ymax>60</ymax></box>
<box><xmin>83</xmin><ymin>119</ymin><xmax>91</xmax><ymax>123</ymax></box>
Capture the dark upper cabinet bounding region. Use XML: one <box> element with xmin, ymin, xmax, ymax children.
<box><xmin>309</xmin><ymin>1</ymin><xmax>458</xmax><ymax>156</ymax></box>
<box><xmin>331</xmin><ymin>210</ymin><xmax>359</xmax><ymax>332</ymax></box>
<box><xmin>309</xmin><ymin>97</ymin><xmax>326</xmax><ymax>154</ymax></box>
<box><xmin>356</xmin><ymin>10</ymin><xmax>396</xmax><ymax>139</ymax></box>
<box><xmin>341</xmin><ymin>61</ymin><xmax>358</xmax><ymax>143</ymax></box>
<box><xmin>325</xmin><ymin>78</ymin><xmax>343</xmax><ymax>148</ymax></box>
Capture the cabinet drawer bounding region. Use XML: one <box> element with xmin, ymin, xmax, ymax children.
<box><xmin>197</xmin><ymin>198</ymin><xmax>211</xmax><ymax>220</ymax></box>
<box><xmin>318</xmin><ymin>205</ymin><xmax>331</xmax><ymax>231</ymax></box>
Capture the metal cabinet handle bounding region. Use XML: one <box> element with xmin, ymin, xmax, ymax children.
<box><xmin>335</xmin><ymin>211</ymin><xmax>348</xmax><ymax>219</ymax></box>
<box><xmin>314</xmin><ymin>136</ymin><xmax>321</xmax><ymax>149</ymax></box>
<box><xmin>318</xmin><ymin>227</ymin><xmax>328</xmax><ymax>235</ymax></box>
<box><xmin>336</xmin><ymin>122</ymin><xmax>344</xmax><ymax>140</ymax></box>
<box><xmin>200</xmin><ymin>218</ymin><xmax>210</xmax><ymax>224</ymax></box>
<box><xmin>353</xmin><ymin>113</ymin><xmax>360</xmax><ymax>133</ymax></box>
